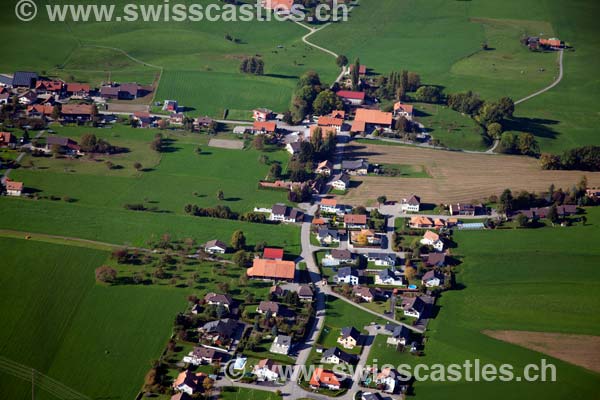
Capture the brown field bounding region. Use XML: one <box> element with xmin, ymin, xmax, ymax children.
<box><xmin>208</xmin><ymin>138</ymin><xmax>244</xmax><ymax>150</ymax></box>
<box><xmin>340</xmin><ymin>143</ymin><xmax>600</xmax><ymax>205</ymax></box>
<box><xmin>483</xmin><ymin>330</ymin><xmax>600</xmax><ymax>373</ymax></box>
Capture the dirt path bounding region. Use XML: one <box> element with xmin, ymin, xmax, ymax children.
<box><xmin>515</xmin><ymin>50</ymin><xmax>564</xmax><ymax>105</ymax></box>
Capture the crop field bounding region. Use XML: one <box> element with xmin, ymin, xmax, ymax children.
<box><xmin>0</xmin><ymin>238</ymin><xmax>186</xmax><ymax>400</ymax></box>
<box><xmin>386</xmin><ymin>207</ymin><xmax>600</xmax><ymax>400</ymax></box>
<box><xmin>312</xmin><ymin>0</ymin><xmax>600</xmax><ymax>153</ymax></box>
<box><xmin>340</xmin><ymin>142</ymin><xmax>600</xmax><ymax>205</ymax></box>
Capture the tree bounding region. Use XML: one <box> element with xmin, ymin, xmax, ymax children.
<box><xmin>217</xmin><ymin>189</ymin><xmax>224</xmax><ymax>201</ymax></box>
<box><xmin>517</xmin><ymin>133</ymin><xmax>539</xmax><ymax>156</ymax></box>
<box><xmin>547</xmin><ymin>204</ymin><xmax>559</xmax><ymax>224</ymax></box>
<box><xmin>268</xmin><ymin>162</ymin><xmax>282</xmax><ymax>180</ymax></box>
<box><xmin>499</xmin><ymin>189</ymin><xmax>514</xmax><ymax>214</ymax></box>
<box><xmin>415</xmin><ymin>86</ymin><xmax>442</xmax><ymax>103</ymax></box>
<box><xmin>336</xmin><ymin>54</ymin><xmax>348</xmax><ymax>68</ymax></box>
<box><xmin>404</xmin><ymin>266</ymin><xmax>416</xmax><ymax>281</ymax></box>
<box><xmin>253</xmin><ymin>135</ymin><xmax>265</xmax><ymax>150</ymax></box>
<box><xmin>497</xmin><ymin>97</ymin><xmax>515</xmax><ymax>118</ymax></box>
<box><xmin>351</xmin><ymin>58</ymin><xmax>361</xmax><ymax>90</ymax></box>
<box><xmin>95</xmin><ymin>265</ymin><xmax>117</xmax><ymax>283</ymax></box>
<box><xmin>312</xmin><ymin>89</ymin><xmax>343</xmax><ymax>116</ymax></box>
<box><xmin>486</xmin><ymin>122</ymin><xmax>502</xmax><ymax>140</ymax></box>
<box><xmin>233</xmin><ymin>250</ymin><xmax>250</xmax><ymax>267</ymax></box>
<box><xmin>516</xmin><ymin>213</ymin><xmax>529</xmax><ymax>227</ymax></box>
<box><xmin>377</xmin><ymin>195</ymin><xmax>387</xmax><ymax>207</ymax></box>
<box><xmin>231</xmin><ymin>230</ymin><xmax>246</xmax><ymax>250</ymax></box>
<box><xmin>133</xmin><ymin>162</ymin><xmax>142</xmax><ymax>171</ymax></box>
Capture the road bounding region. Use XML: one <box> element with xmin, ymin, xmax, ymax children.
<box><xmin>515</xmin><ymin>49</ymin><xmax>564</xmax><ymax>105</ymax></box>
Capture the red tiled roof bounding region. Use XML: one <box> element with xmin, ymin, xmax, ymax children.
<box><xmin>350</xmin><ymin>120</ymin><xmax>366</xmax><ymax>132</ymax></box>
<box><xmin>354</xmin><ymin>108</ymin><xmax>393</xmax><ymax>125</ymax></box>
<box><xmin>253</xmin><ymin>121</ymin><xmax>277</xmax><ymax>132</ymax></box>
<box><xmin>6</xmin><ymin>180</ymin><xmax>23</xmax><ymax>191</ymax></box>
<box><xmin>247</xmin><ymin>258</ymin><xmax>295</xmax><ymax>280</ymax></box>
<box><xmin>336</xmin><ymin>90</ymin><xmax>365</xmax><ymax>100</ymax></box>
<box><xmin>263</xmin><ymin>0</ymin><xmax>295</xmax><ymax>10</ymax></box>
<box><xmin>310</xmin><ymin>368</ymin><xmax>340</xmax><ymax>387</ymax></box>
<box><xmin>66</xmin><ymin>83</ymin><xmax>90</xmax><ymax>93</ymax></box>
<box><xmin>344</xmin><ymin>214</ymin><xmax>367</xmax><ymax>224</ymax></box>
<box><xmin>394</xmin><ymin>102</ymin><xmax>414</xmax><ymax>114</ymax></box>
<box><xmin>263</xmin><ymin>248</ymin><xmax>284</xmax><ymax>260</ymax></box>
<box><xmin>318</xmin><ymin>116</ymin><xmax>343</xmax><ymax>127</ymax></box>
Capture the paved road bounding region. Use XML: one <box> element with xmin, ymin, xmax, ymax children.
<box><xmin>515</xmin><ymin>49</ymin><xmax>564</xmax><ymax>105</ymax></box>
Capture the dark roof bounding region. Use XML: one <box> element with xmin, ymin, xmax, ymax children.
<box><xmin>258</xmin><ymin>301</ymin><xmax>280</xmax><ymax>314</ymax></box>
<box><xmin>336</xmin><ymin>266</ymin><xmax>358</xmax><ymax>278</ymax></box>
<box><xmin>402</xmin><ymin>296</ymin><xmax>426</xmax><ymax>314</ymax></box>
<box><xmin>298</xmin><ymin>285</ymin><xmax>313</xmax><ymax>298</ymax></box>
<box><xmin>12</xmin><ymin>71</ymin><xmax>38</xmax><ymax>87</ymax></box>
<box><xmin>191</xmin><ymin>346</ymin><xmax>222</xmax><ymax>360</ymax></box>
<box><xmin>378</xmin><ymin>268</ymin><xmax>397</xmax><ymax>280</ymax></box>
<box><xmin>406</xmin><ymin>195</ymin><xmax>421</xmax><ymax>205</ymax></box>
<box><xmin>271</xmin><ymin>203</ymin><xmax>288</xmax><ymax>215</ymax></box>
<box><xmin>201</xmin><ymin>318</ymin><xmax>238</xmax><ymax>337</ymax></box>
<box><xmin>322</xmin><ymin>347</ymin><xmax>356</xmax><ymax>364</ymax></box>
<box><xmin>288</xmin><ymin>142</ymin><xmax>302</xmax><ymax>152</ymax></box>
<box><xmin>318</xmin><ymin>228</ymin><xmax>339</xmax><ymax>240</ymax></box>
<box><xmin>422</xmin><ymin>270</ymin><xmax>444</xmax><ymax>282</ymax></box>
<box><xmin>205</xmin><ymin>239</ymin><xmax>227</xmax><ymax>249</ymax></box>
<box><xmin>0</xmin><ymin>75</ymin><xmax>13</xmax><ymax>86</ymax></box>
<box><xmin>331</xmin><ymin>249</ymin><xmax>353</xmax><ymax>260</ymax></box>
<box><xmin>368</xmin><ymin>252</ymin><xmax>396</xmax><ymax>262</ymax></box>
<box><xmin>204</xmin><ymin>293</ymin><xmax>233</xmax><ymax>305</ymax></box>
<box><xmin>274</xmin><ymin>334</ymin><xmax>292</xmax><ymax>347</ymax></box>
<box><xmin>425</xmin><ymin>252</ymin><xmax>446</xmax><ymax>267</ymax></box>
<box><xmin>340</xmin><ymin>326</ymin><xmax>360</xmax><ymax>341</ymax></box>
<box><xmin>342</xmin><ymin>159</ymin><xmax>369</xmax><ymax>170</ymax></box>
<box><xmin>362</xmin><ymin>393</ymin><xmax>384</xmax><ymax>400</ymax></box>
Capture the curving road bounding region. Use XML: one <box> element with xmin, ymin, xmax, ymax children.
<box><xmin>515</xmin><ymin>49</ymin><xmax>564</xmax><ymax>105</ymax></box>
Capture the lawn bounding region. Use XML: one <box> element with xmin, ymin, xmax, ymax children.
<box><xmin>389</xmin><ymin>207</ymin><xmax>600</xmax><ymax>399</ymax></box>
<box><xmin>0</xmin><ymin>238</ymin><xmax>186</xmax><ymax>400</ymax></box>
<box><xmin>219</xmin><ymin>387</ymin><xmax>282</xmax><ymax>400</ymax></box>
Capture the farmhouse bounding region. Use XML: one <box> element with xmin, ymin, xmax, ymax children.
<box><xmin>401</xmin><ymin>296</ymin><xmax>426</xmax><ymax>319</ymax></box>
<box><xmin>194</xmin><ymin>116</ymin><xmax>214</xmax><ymax>130</ymax></box>
<box><xmin>61</xmin><ymin>104</ymin><xmax>94</xmax><ymax>121</ymax></box>
<box><xmin>318</xmin><ymin>116</ymin><xmax>344</xmax><ymax>132</ymax></box>
<box><xmin>422</xmin><ymin>270</ymin><xmax>444</xmax><ymax>287</ymax></box>
<box><xmin>253</xmin><ymin>359</ymin><xmax>281</xmax><ymax>382</ymax></box>
<box><xmin>204</xmin><ymin>293</ymin><xmax>233</xmax><ymax>309</ymax></box>
<box><xmin>100</xmin><ymin>83</ymin><xmax>152</xmax><ymax>100</ymax></box>
<box><xmin>333</xmin><ymin>266</ymin><xmax>360</xmax><ymax>285</ymax></box>
<box><xmin>316</xmin><ymin>160</ymin><xmax>333</xmax><ymax>176</ymax></box>
<box><xmin>367</xmin><ymin>252</ymin><xmax>396</xmax><ymax>267</ymax></box>
<box><xmin>323</xmin><ymin>249</ymin><xmax>355</xmax><ymax>266</ymax></box>
<box><xmin>5</xmin><ymin>180</ymin><xmax>23</xmax><ymax>196</ymax></box>
<box><xmin>65</xmin><ymin>83</ymin><xmax>91</xmax><ymax>98</ymax></box>
<box><xmin>310</xmin><ymin>368</ymin><xmax>341</xmax><ymax>390</ymax></box>
<box><xmin>27</xmin><ymin>104</ymin><xmax>54</xmax><ymax>118</ymax></box>
<box><xmin>350</xmin><ymin>119</ymin><xmax>367</xmax><ymax>134</ymax></box>
<box><xmin>263</xmin><ymin>247</ymin><xmax>284</xmax><ymax>260</ymax></box>
<box><xmin>270</xmin><ymin>203</ymin><xmax>304</xmax><ymax>223</ymax></box>
<box><xmin>172</xmin><ymin>370</ymin><xmax>208</xmax><ymax>395</ymax></box>
<box><xmin>401</xmin><ymin>195</ymin><xmax>421</xmax><ymax>212</ymax></box>
<box><xmin>342</xmin><ymin>159</ymin><xmax>370</xmax><ymax>175</ymax></box>
<box><xmin>393</xmin><ymin>102</ymin><xmax>414</xmax><ymax>120</ymax></box>
<box><xmin>35</xmin><ymin>80</ymin><xmax>63</xmax><ymax>95</ymax></box>
<box><xmin>46</xmin><ymin>136</ymin><xmax>82</xmax><ymax>154</ymax></box>
<box><xmin>420</xmin><ymin>231</ymin><xmax>444</xmax><ymax>252</ymax></box>
<box><xmin>518</xmin><ymin>205</ymin><xmax>577</xmax><ymax>219</ymax></box>
<box><xmin>336</xmin><ymin>90</ymin><xmax>365</xmax><ymax>106</ymax></box>
<box><xmin>321</xmin><ymin>347</ymin><xmax>357</xmax><ymax>365</ymax></box>
<box><xmin>270</xmin><ymin>334</ymin><xmax>292</xmax><ymax>355</ymax></box>
<box><xmin>331</xmin><ymin>173</ymin><xmax>350</xmax><ymax>191</ymax></box>
<box><xmin>337</xmin><ymin>326</ymin><xmax>360</xmax><ymax>349</ymax></box>
<box><xmin>247</xmin><ymin>258</ymin><xmax>296</xmax><ymax>281</ymax></box>
<box><xmin>344</xmin><ymin>214</ymin><xmax>368</xmax><ymax>229</ymax></box>
<box><xmin>204</xmin><ymin>239</ymin><xmax>227</xmax><ymax>254</ymax></box>
<box><xmin>354</xmin><ymin>108</ymin><xmax>393</xmax><ymax>130</ymax></box>
<box><xmin>252</xmin><ymin>121</ymin><xmax>277</xmax><ymax>134</ymax></box>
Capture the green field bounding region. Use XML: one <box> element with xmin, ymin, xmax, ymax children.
<box><xmin>0</xmin><ymin>238</ymin><xmax>186</xmax><ymax>400</ymax></box>
<box><xmin>219</xmin><ymin>387</ymin><xmax>282</xmax><ymax>400</ymax></box>
<box><xmin>312</xmin><ymin>0</ymin><xmax>600</xmax><ymax>153</ymax></box>
<box><xmin>384</xmin><ymin>208</ymin><xmax>600</xmax><ymax>399</ymax></box>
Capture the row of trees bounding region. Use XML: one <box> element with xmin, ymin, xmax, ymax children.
<box><xmin>239</xmin><ymin>56</ymin><xmax>264</xmax><ymax>75</ymax></box>
<box><xmin>80</xmin><ymin>133</ymin><xmax>123</xmax><ymax>154</ymax></box>
<box><xmin>539</xmin><ymin>145</ymin><xmax>600</xmax><ymax>171</ymax></box>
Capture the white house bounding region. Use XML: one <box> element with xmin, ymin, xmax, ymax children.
<box><xmin>375</xmin><ymin>368</ymin><xmax>397</xmax><ymax>394</ymax></box>
<box><xmin>204</xmin><ymin>239</ymin><xmax>227</xmax><ymax>254</ymax></box>
<box><xmin>5</xmin><ymin>180</ymin><xmax>23</xmax><ymax>196</ymax></box>
<box><xmin>375</xmin><ymin>268</ymin><xmax>404</xmax><ymax>286</ymax></box>
<box><xmin>422</xmin><ymin>270</ymin><xmax>444</xmax><ymax>287</ymax></box>
<box><xmin>204</xmin><ymin>293</ymin><xmax>233</xmax><ymax>309</ymax></box>
<box><xmin>322</xmin><ymin>249</ymin><xmax>355</xmax><ymax>267</ymax></box>
<box><xmin>320</xmin><ymin>198</ymin><xmax>338</xmax><ymax>214</ymax></box>
<box><xmin>385</xmin><ymin>324</ymin><xmax>410</xmax><ymax>347</ymax></box>
<box><xmin>401</xmin><ymin>195</ymin><xmax>421</xmax><ymax>213</ymax></box>
<box><xmin>401</xmin><ymin>296</ymin><xmax>426</xmax><ymax>319</ymax></box>
<box><xmin>320</xmin><ymin>347</ymin><xmax>356</xmax><ymax>365</ymax></box>
<box><xmin>393</xmin><ymin>102</ymin><xmax>414</xmax><ymax>120</ymax></box>
<box><xmin>420</xmin><ymin>231</ymin><xmax>444</xmax><ymax>252</ymax></box>
<box><xmin>317</xmin><ymin>228</ymin><xmax>340</xmax><ymax>245</ymax></box>
<box><xmin>253</xmin><ymin>108</ymin><xmax>273</xmax><ymax>121</ymax></box>
<box><xmin>270</xmin><ymin>335</ymin><xmax>292</xmax><ymax>355</ymax></box>
<box><xmin>253</xmin><ymin>359</ymin><xmax>281</xmax><ymax>382</ymax></box>
<box><xmin>331</xmin><ymin>173</ymin><xmax>350</xmax><ymax>191</ymax></box>
<box><xmin>286</xmin><ymin>141</ymin><xmax>301</xmax><ymax>155</ymax></box>
<box><xmin>270</xmin><ymin>204</ymin><xmax>304</xmax><ymax>223</ymax></box>
<box><xmin>366</xmin><ymin>253</ymin><xmax>396</xmax><ymax>267</ymax></box>
<box><xmin>316</xmin><ymin>160</ymin><xmax>333</xmax><ymax>176</ymax></box>
<box><xmin>333</xmin><ymin>266</ymin><xmax>359</xmax><ymax>285</ymax></box>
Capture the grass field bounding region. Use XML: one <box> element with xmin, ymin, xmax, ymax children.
<box><xmin>219</xmin><ymin>387</ymin><xmax>282</xmax><ymax>400</ymax></box>
<box><xmin>384</xmin><ymin>208</ymin><xmax>600</xmax><ymax>399</ymax></box>
<box><xmin>0</xmin><ymin>238</ymin><xmax>186</xmax><ymax>400</ymax></box>
<box><xmin>340</xmin><ymin>142</ymin><xmax>600</xmax><ymax>205</ymax></box>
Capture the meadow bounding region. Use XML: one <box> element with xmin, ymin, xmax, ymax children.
<box><xmin>383</xmin><ymin>208</ymin><xmax>600</xmax><ymax>399</ymax></box>
<box><xmin>0</xmin><ymin>238</ymin><xmax>186</xmax><ymax>400</ymax></box>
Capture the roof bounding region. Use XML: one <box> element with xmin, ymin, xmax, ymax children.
<box><xmin>274</xmin><ymin>334</ymin><xmax>292</xmax><ymax>346</ymax></box>
<box><xmin>350</xmin><ymin>120</ymin><xmax>366</xmax><ymax>132</ymax></box>
<box><xmin>312</xmin><ymin>218</ymin><xmax>326</xmax><ymax>225</ymax></box>
<box><xmin>402</xmin><ymin>296</ymin><xmax>426</xmax><ymax>314</ymax></box>
<box><xmin>12</xmin><ymin>71</ymin><xmax>38</xmax><ymax>87</ymax></box>
<box><xmin>201</xmin><ymin>318</ymin><xmax>238</xmax><ymax>336</ymax></box>
<box><xmin>247</xmin><ymin>258</ymin><xmax>296</xmax><ymax>280</ymax></box>
<box><xmin>100</xmin><ymin>86</ymin><xmax>120</xmax><ymax>96</ymax></box>
<box><xmin>36</xmin><ymin>80</ymin><xmax>63</xmax><ymax>91</ymax></box>
<box><xmin>205</xmin><ymin>239</ymin><xmax>227</xmax><ymax>249</ymax></box>
<box><xmin>0</xmin><ymin>74</ymin><xmax>13</xmax><ymax>86</ymax></box>
<box><xmin>321</xmin><ymin>197</ymin><xmax>337</xmax><ymax>207</ymax></box>
<box><xmin>322</xmin><ymin>347</ymin><xmax>355</xmax><ymax>363</ymax></box>
<box><xmin>66</xmin><ymin>83</ymin><xmax>90</xmax><ymax>93</ymax></box>
<box><xmin>191</xmin><ymin>346</ymin><xmax>222</xmax><ymax>359</ymax></box>
<box><xmin>204</xmin><ymin>292</ymin><xmax>233</xmax><ymax>305</ymax></box>
<box><xmin>263</xmin><ymin>247</ymin><xmax>284</xmax><ymax>260</ymax></box>
<box><xmin>385</xmin><ymin>323</ymin><xmax>410</xmax><ymax>340</ymax></box>
<box><xmin>410</xmin><ymin>216</ymin><xmax>433</xmax><ymax>226</ymax></box>
<box><xmin>258</xmin><ymin>301</ymin><xmax>280</xmax><ymax>314</ymax></box>
<box><xmin>298</xmin><ymin>285</ymin><xmax>313</xmax><ymax>297</ymax></box>
<box><xmin>368</xmin><ymin>252</ymin><xmax>396</xmax><ymax>262</ymax></box>
<box><xmin>253</xmin><ymin>121</ymin><xmax>277</xmax><ymax>132</ymax></box>
<box><xmin>422</xmin><ymin>270</ymin><xmax>444</xmax><ymax>282</ymax></box>
<box><xmin>342</xmin><ymin>159</ymin><xmax>368</xmax><ymax>170</ymax></box>
<box><xmin>310</xmin><ymin>368</ymin><xmax>340</xmax><ymax>387</ymax></box>
<box><xmin>354</xmin><ymin>108</ymin><xmax>393</xmax><ymax>125</ymax></box>
<box><xmin>317</xmin><ymin>160</ymin><xmax>333</xmax><ymax>170</ymax></box>
<box><xmin>353</xmin><ymin>285</ymin><xmax>376</xmax><ymax>298</ymax></box>
<box><xmin>0</xmin><ymin>132</ymin><xmax>14</xmax><ymax>143</ymax></box>
<box><xmin>393</xmin><ymin>102</ymin><xmax>414</xmax><ymax>114</ymax></box>
<box><xmin>340</xmin><ymin>326</ymin><xmax>360</xmax><ymax>340</ymax></box>
<box><xmin>336</xmin><ymin>266</ymin><xmax>358</xmax><ymax>278</ymax></box>
<box><xmin>5</xmin><ymin>180</ymin><xmax>23</xmax><ymax>191</ymax></box>
<box><xmin>27</xmin><ymin>104</ymin><xmax>54</xmax><ymax>115</ymax></box>
<box><xmin>330</xmin><ymin>249</ymin><xmax>352</xmax><ymax>260</ymax></box>
<box><xmin>423</xmin><ymin>230</ymin><xmax>440</xmax><ymax>242</ymax></box>
<box><xmin>405</xmin><ymin>194</ymin><xmax>421</xmax><ymax>205</ymax></box>
<box><xmin>344</xmin><ymin>214</ymin><xmax>367</xmax><ymax>224</ymax></box>
<box><xmin>425</xmin><ymin>252</ymin><xmax>446</xmax><ymax>266</ymax></box>
<box><xmin>318</xmin><ymin>116</ymin><xmax>344</xmax><ymax>127</ymax></box>
<box><xmin>61</xmin><ymin>104</ymin><xmax>93</xmax><ymax>115</ymax></box>
<box><xmin>330</xmin><ymin>110</ymin><xmax>346</xmax><ymax>119</ymax></box>
<box><xmin>331</xmin><ymin>173</ymin><xmax>350</xmax><ymax>185</ymax></box>
<box><xmin>336</xmin><ymin>90</ymin><xmax>365</xmax><ymax>100</ymax></box>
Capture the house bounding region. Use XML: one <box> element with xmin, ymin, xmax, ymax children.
<box><xmin>46</xmin><ymin>136</ymin><xmax>81</xmax><ymax>154</ymax></box>
<box><xmin>0</xmin><ymin>132</ymin><xmax>16</xmax><ymax>148</ymax></box>
<box><xmin>420</xmin><ymin>231</ymin><xmax>444</xmax><ymax>252</ymax></box>
<box><xmin>204</xmin><ymin>293</ymin><xmax>233</xmax><ymax>309</ymax></box>
<box><xmin>586</xmin><ymin>188</ymin><xmax>600</xmax><ymax>200</ymax></box>
<box><xmin>18</xmin><ymin>91</ymin><xmax>37</xmax><ymax>105</ymax></box>
<box><xmin>320</xmin><ymin>197</ymin><xmax>338</xmax><ymax>213</ymax></box>
<box><xmin>257</xmin><ymin>301</ymin><xmax>281</xmax><ymax>316</ymax></box>
<box><xmin>424</xmin><ymin>252</ymin><xmax>446</xmax><ymax>267</ymax></box>
<box><xmin>0</xmin><ymin>75</ymin><xmax>13</xmax><ymax>87</ymax></box>
<box><xmin>61</xmin><ymin>104</ymin><xmax>94</xmax><ymax>121</ymax></box>
<box><xmin>270</xmin><ymin>204</ymin><xmax>304</xmax><ymax>223</ymax></box>
<box><xmin>344</xmin><ymin>214</ymin><xmax>368</xmax><ymax>229</ymax></box>
<box><xmin>333</xmin><ymin>266</ymin><xmax>360</xmax><ymax>285</ymax></box>
<box><xmin>336</xmin><ymin>90</ymin><xmax>365</xmax><ymax>106</ymax></box>
<box><xmin>409</xmin><ymin>216</ymin><xmax>434</xmax><ymax>229</ymax></box>
<box><xmin>318</xmin><ymin>116</ymin><xmax>344</xmax><ymax>132</ymax></box>
<box><xmin>331</xmin><ymin>173</ymin><xmax>350</xmax><ymax>191</ymax></box>
<box><xmin>323</xmin><ymin>249</ymin><xmax>355</xmax><ymax>267</ymax></box>
<box><xmin>270</xmin><ymin>334</ymin><xmax>292</xmax><ymax>355</ymax></box>
<box><xmin>100</xmin><ymin>83</ymin><xmax>152</xmax><ymax>100</ymax></box>
<box><xmin>375</xmin><ymin>268</ymin><xmax>404</xmax><ymax>286</ymax></box>
<box><xmin>194</xmin><ymin>116</ymin><xmax>214</xmax><ymax>130</ymax></box>
<box><xmin>65</xmin><ymin>83</ymin><xmax>91</xmax><ymax>97</ymax></box>
<box><xmin>354</xmin><ymin>108</ymin><xmax>393</xmax><ymax>130</ymax></box>
<box><xmin>309</xmin><ymin>368</ymin><xmax>341</xmax><ymax>390</ymax></box>
<box><xmin>321</xmin><ymin>347</ymin><xmax>357</xmax><ymax>365</ymax></box>
<box><xmin>163</xmin><ymin>100</ymin><xmax>179</xmax><ymax>112</ymax></box>
<box><xmin>253</xmin><ymin>359</ymin><xmax>281</xmax><ymax>382</ymax></box>
<box><xmin>422</xmin><ymin>270</ymin><xmax>444</xmax><ymax>287</ymax></box>
<box><xmin>401</xmin><ymin>195</ymin><xmax>421</xmax><ymax>212</ymax></box>
<box><xmin>198</xmin><ymin>318</ymin><xmax>239</xmax><ymax>342</ymax></box>
<box><xmin>350</xmin><ymin>229</ymin><xmax>381</xmax><ymax>246</ymax></box>
<box><xmin>297</xmin><ymin>285</ymin><xmax>314</xmax><ymax>301</ymax></box>
<box><xmin>252</xmin><ymin>108</ymin><xmax>273</xmax><ymax>121</ymax></box>
<box><xmin>27</xmin><ymin>104</ymin><xmax>54</xmax><ymax>118</ymax></box>
<box><xmin>350</xmin><ymin>119</ymin><xmax>367</xmax><ymax>134</ymax></box>
<box><xmin>247</xmin><ymin>258</ymin><xmax>296</xmax><ymax>281</ymax></box>
<box><xmin>169</xmin><ymin>113</ymin><xmax>185</xmax><ymax>125</ymax></box>
<box><xmin>434</xmin><ymin>218</ymin><xmax>446</xmax><ymax>230</ymax></box>
<box><xmin>342</xmin><ymin>159</ymin><xmax>369</xmax><ymax>175</ymax></box>
<box><xmin>393</xmin><ymin>102</ymin><xmax>414</xmax><ymax>120</ymax></box>
<box><xmin>518</xmin><ymin>205</ymin><xmax>578</xmax><ymax>220</ymax></box>
<box><xmin>35</xmin><ymin>80</ymin><xmax>63</xmax><ymax>95</ymax></box>
<box><xmin>286</xmin><ymin>141</ymin><xmax>302</xmax><ymax>155</ymax></box>
<box><xmin>352</xmin><ymin>286</ymin><xmax>378</xmax><ymax>302</ymax></box>
<box><xmin>132</xmin><ymin>111</ymin><xmax>154</xmax><ymax>128</ymax></box>
<box><xmin>316</xmin><ymin>160</ymin><xmax>333</xmax><ymax>176</ymax></box>
<box><xmin>539</xmin><ymin>37</ymin><xmax>564</xmax><ymax>49</ymax></box>
<box><xmin>172</xmin><ymin>370</ymin><xmax>208</xmax><ymax>395</ymax></box>
<box><xmin>401</xmin><ymin>296</ymin><xmax>426</xmax><ymax>319</ymax></box>
<box><xmin>385</xmin><ymin>323</ymin><xmax>411</xmax><ymax>347</ymax></box>
<box><xmin>0</xmin><ymin>92</ymin><xmax>10</xmax><ymax>105</ymax></box>
<box><xmin>252</xmin><ymin>121</ymin><xmax>277</xmax><ymax>134</ymax></box>
<box><xmin>12</xmin><ymin>71</ymin><xmax>38</xmax><ymax>88</ymax></box>
<box><xmin>375</xmin><ymin>368</ymin><xmax>397</xmax><ymax>394</ymax></box>
<box><xmin>317</xmin><ymin>228</ymin><xmax>340</xmax><ymax>245</ymax></box>
<box><xmin>362</xmin><ymin>393</ymin><xmax>384</xmax><ymax>400</ymax></box>
<box><xmin>449</xmin><ymin>203</ymin><xmax>484</xmax><ymax>216</ymax></box>
<box><xmin>204</xmin><ymin>239</ymin><xmax>227</xmax><ymax>254</ymax></box>
<box><xmin>183</xmin><ymin>346</ymin><xmax>224</xmax><ymax>365</ymax></box>
<box><xmin>263</xmin><ymin>247</ymin><xmax>284</xmax><ymax>260</ymax></box>
<box><xmin>5</xmin><ymin>180</ymin><xmax>23</xmax><ymax>196</ymax></box>
<box><xmin>337</xmin><ymin>326</ymin><xmax>360</xmax><ymax>349</ymax></box>
<box><xmin>367</xmin><ymin>252</ymin><xmax>397</xmax><ymax>267</ymax></box>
